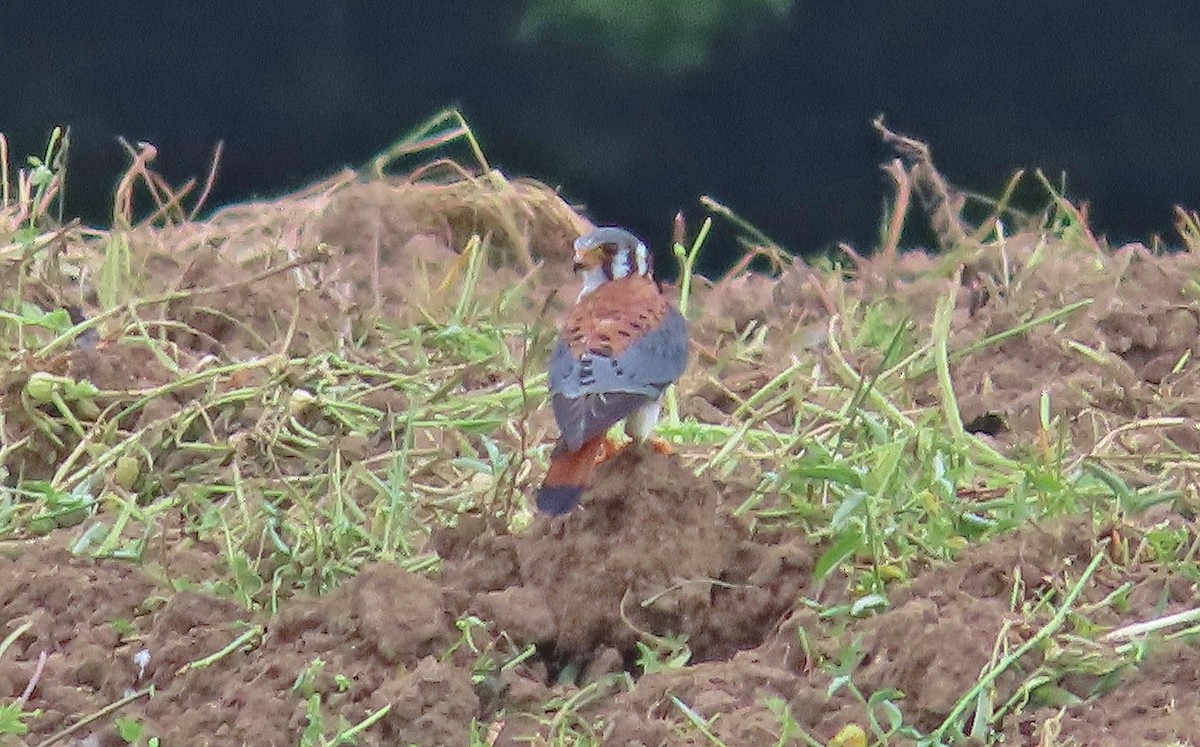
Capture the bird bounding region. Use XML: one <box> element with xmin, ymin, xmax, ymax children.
<box><xmin>536</xmin><ymin>226</ymin><xmax>690</xmax><ymax>514</ymax></box>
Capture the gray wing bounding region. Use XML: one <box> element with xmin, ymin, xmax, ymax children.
<box><xmin>548</xmin><ymin>308</ymin><xmax>688</xmax><ymax>452</ymax></box>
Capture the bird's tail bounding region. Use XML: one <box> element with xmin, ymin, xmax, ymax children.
<box><xmin>536</xmin><ymin>434</ymin><xmax>607</xmax><ymax>514</ymax></box>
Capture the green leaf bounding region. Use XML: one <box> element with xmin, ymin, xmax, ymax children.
<box><xmin>29</xmin><ymin>164</ymin><xmax>55</xmax><ymax>187</ymax></box>
<box><xmin>0</xmin><ymin>703</ymin><xmax>34</xmax><ymax>736</ymax></box>
<box><xmin>12</xmin><ymin>225</ymin><xmax>38</xmax><ymax>245</ymax></box>
<box><xmin>787</xmin><ymin>461</ymin><xmax>862</xmax><ymax>488</ymax></box>
<box><xmin>850</xmin><ymin>594</ymin><xmax>888</xmax><ymax>617</ymax></box>
<box><xmin>826</xmin><ymin>674</ymin><xmax>851</xmax><ymax>698</ymax></box>
<box><xmin>115</xmin><ymin>716</ymin><xmax>145</xmax><ymax>743</ymax></box>
<box><xmin>814</xmin><ymin>527</ymin><xmax>863</xmax><ymax>583</ymax></box>
<box><xmin>865</xmin><ymin>437</ymin><xmax>907</xmax><ymax>495</ymax></box>
<box><xmin>1031</xmin><ymin>683</ymin><xmax>1084</xmax><ymax>708</ymax></box>
<box><xmin>830</xmin><ymin>489</ymin><xmax>867</xmax><ymax>529</ymax></box>
<box><xmin>875</xmin><ymin>698</ymin><xmax>905</xmax><ymax>732</ymax></box>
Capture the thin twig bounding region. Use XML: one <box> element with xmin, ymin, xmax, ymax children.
<box><xmin>18</xmin><ymin>649</ymin><xmax>47</xmax><ymax>706</ymax></box>
<box><xmin>188</xmin><ymin>140</ymin><xmax>225</xmax><ymax>221</ymax></box>
<box><xmin>33</xmin><ymin>686</ymin><xmax>153</xmax><ymax>747</ymax></box>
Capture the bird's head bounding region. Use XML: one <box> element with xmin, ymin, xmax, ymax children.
<box><xmin>573</xmin><ymin>227</ymin><xmax>652</xmax><ymax>297</ymax></box>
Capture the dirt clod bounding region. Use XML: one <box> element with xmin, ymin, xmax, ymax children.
<box><xmin>517</xmin><ymin>448</ymin><xmax>744</xmax><ymax>658</ymax></box>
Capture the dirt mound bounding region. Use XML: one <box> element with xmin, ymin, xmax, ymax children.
<box><xmin>0</xmin><ymin>449</ymin><xmax>818</xmax><ymax>746</ymax></box>
<box><xmin>445</xmin><ymin>447</ymin><xmax>816</xmax><ymax>669</ymax></box>
<box><xmin>837</xmin><ymin>519</ymin><xmax>1100</xmax><ymax>732</ymax></box>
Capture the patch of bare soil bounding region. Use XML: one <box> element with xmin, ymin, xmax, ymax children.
<box><xmin>135</xmin><ymin>564</ymin><xmax>478</xmax><ymax>747</ymax></box>
<box><xmin>1</xmin><ymin>548</ymin><xmax>479</xmax><ymax>746</ymax></box>
<box><xmin>445</xmin><ymin>448</ymin><xmax>815</xmax><ymax>667</ymax></box>
<box><xmin>0</xmin><ymin>544</ymin><xmax>156</xmax><ymax>739</ymax></box>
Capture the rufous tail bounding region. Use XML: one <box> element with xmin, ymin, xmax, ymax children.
<box><xmin>536</xmin><ymin>434</ymin><xmax>607</xmax><ymax>514</ymax></box>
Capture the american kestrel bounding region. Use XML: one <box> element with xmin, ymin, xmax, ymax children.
<box><xmin>536</xmin><ymin>227</ymin><xmax>690</xmax><ymax>514</ymax></box>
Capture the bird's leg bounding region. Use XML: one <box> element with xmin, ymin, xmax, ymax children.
<box><xmin>625</xmin><ymin>400</ymin><xmax>672</xmax><ymax>455</ymax></box>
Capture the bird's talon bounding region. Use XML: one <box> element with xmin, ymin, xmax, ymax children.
<box><xmin>595</xmin><ymin>436</ymin><xmax>623</xmax><ymax>464</ymax></box>
<box><xmin>648</xmin><ymin>437</ymin><xmax>674</xmax><ymax>455</ymax></box>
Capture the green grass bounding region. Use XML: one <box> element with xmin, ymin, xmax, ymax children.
<box><xmin>3</xmin><ymin>114</ymin><xmax>1200</xmax><ymax>747</ymax></box>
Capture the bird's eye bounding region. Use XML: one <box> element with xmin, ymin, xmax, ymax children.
<box><xmin>601</xmin><ymin>243</ymin><xmax>618</xmax><ymax>255</ymax></box>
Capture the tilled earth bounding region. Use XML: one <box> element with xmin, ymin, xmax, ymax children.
<box><xmin>3</xmin><ymin>176</ymin><xmax>1200</xmax><ymax>746</ymax></box>
<box><xmin>3</xmin><ymin>459</ymin><xmax>1197</xmax><ymax>746</ymax></box>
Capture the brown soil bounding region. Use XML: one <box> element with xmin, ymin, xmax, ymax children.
<box><xmin>4</xmin><ymin>462</ymin><xmax>1198</xmax><ymax>746</ymax></box>
<box><xmin>4</xmin><ymin>169</ymin><xmax>1200</xmax><ymax>746</ymax></box>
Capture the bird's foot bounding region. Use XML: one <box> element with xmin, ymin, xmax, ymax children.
<box><xmin>595</xmin><ymin>436</ymin><xmax>624</xmax><ymax>464</ymax></box>
<box><xmin>647</xmin><ymin>437</ymin><xmax>675</xmax><ymax>456</ymax></box>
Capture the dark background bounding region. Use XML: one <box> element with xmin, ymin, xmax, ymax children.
<box><xmin>3</xmin><ymin>1</ymin><xmax>1198</xmax><ymax>269</ymax></box>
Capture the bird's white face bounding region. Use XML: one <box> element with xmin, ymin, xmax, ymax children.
<box><xmin>573</xmin><ymin>227</ymin><xmax>652</xmax><ymax>298</ymax></box>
